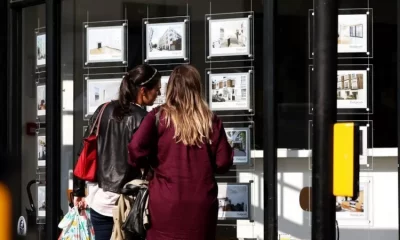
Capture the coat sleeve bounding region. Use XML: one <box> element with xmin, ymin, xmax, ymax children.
<box><xmin>212</xmin><ymin>116</ymin><xmax>234</xmax><ymax>174</ymax></box>
<box><xmin>73</xmin><ymin>104</ymin><xmax>104</xmax><ymax>197</ymax></box>
<box><xmin>128</xmin><ymin>110</ymin><xmax>158</xmax><ymax>168</ymax></box>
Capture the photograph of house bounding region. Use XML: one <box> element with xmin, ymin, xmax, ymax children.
<box><xmin>225</xmin><ymin>128</ymin><xmax>250</xmax><ymax>164</ymax></box>
<box><xmin>217</xmin><ymin>183</ymin><xmax>250</xmax><ymax>219</ymax></box>
<box><xmin>335</xmin><ymin>182</ymin><xmax>368</xmax><ymax>221</ymax></box>
<box><xmin>37</xmin><ymin>136</ymin><xmax>46</xmax><ymax>166</ymax></box>
<box><xmin>338</xmin><ymin>14</ymin><xmax>368</xmax><ymax>53</ymax></box>
<box><xmin>209</xmin><ymin>17</ymin><xmax>249</xmax><ymax>56</ymax></box>
<box><xmin>336</xmin><ymin>70</ymin><xmax>367</xmax><ymax>109</ymax></box>
<box><xmin>36</xmin><ymin>34</ymin><xmax>46</xmax><ymax>66</ymax></box>
<box><xmin>86</xmin><ymin>79</ymin><xmax>121</xmax><ymax>115</ymax></box>
<box><xmin>37</xmin><ymin>186</ymin><xmax>46</xmax><ymax>217</ymax></box>
<box><xmin>37</xmin><ymin>85</ymin><xmax>46</xmax><ymax>116</ymax></box>
<box><xmin>147</xmin><ymin>22</ymin><xmax>185</xmax><ymax>59</ymax></box>
<box><xmin>210</xmin><ymin>72</ymin><xmax>249</xmax><ymax>111</ymax></box>
<box><xmin>336</xmin><ymin>191</ymin><xmax>364</xmax><ymax>213</ymax></box>
<box><xmin>87</xmin><ymin>26</ymin><xmax>124</xmax><ymax>62</ymax></box>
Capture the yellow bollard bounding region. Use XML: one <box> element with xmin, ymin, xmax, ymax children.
<box><xmin>0</xmin><ymin>182</ymin><xmax>11</xmax><ymax>240</ymax></box>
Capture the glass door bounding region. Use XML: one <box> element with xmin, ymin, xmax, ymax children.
<box><xmin>7</xmin><ymin>3</ymin><xmax>49</xmax><ymax>239</ymax></box>
<box><xmin>6</xmin><ymin>1</ymin><xmax>62</xmax><ymax>239</ymax></box>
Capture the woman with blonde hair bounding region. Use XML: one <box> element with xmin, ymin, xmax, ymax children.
<box><xmin>128</xmin><ymin>64</ymin><xmax>233</xmax><ymax>240</ymax></box>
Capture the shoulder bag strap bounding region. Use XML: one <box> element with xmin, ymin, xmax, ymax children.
<box><xmin>88</xmin><ymin>102</ymin><xmax>109</xmax><ymax>135</ymax></box>
<box><xmin>93</xmin><ymin>102</ymin><xmax>110</xmax><ymax>136</ymax></box>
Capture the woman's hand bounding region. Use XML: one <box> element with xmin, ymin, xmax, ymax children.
<box><xmin>73</xmin><ymin>196</ymin><xmax>88</xmax><ymax>209</ymax></box>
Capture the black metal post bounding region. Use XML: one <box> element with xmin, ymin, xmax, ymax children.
<box><xmin>7</xmin><ymin>7</ymin><xmax>22</xmax><ymax>240</ymax></box>
<box><xmin>264</xmin><ymin>0</ymin><xmax>277</xmax><ymax>239</ymax></box>
<box><xmin>312</xmin><ymin>0</ymin><xmax>337</xmax><ymax>239</ymax></box>
<box><xmin>0</xmin><ymin>0</ymin><xmax>8</xmax><ymax>164</ymax></box>
<box><xmin>397</xmin><ymin>0</ymin><xmax>400</xmax><ymax>238</ymax></box>
<box><xmin>46</xmin><ymin>0</ymin><xmax>62</xmax><ymax>238</ymax></box>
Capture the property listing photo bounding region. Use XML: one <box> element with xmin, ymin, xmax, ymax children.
<box><xmin>86</xmin><ymin>78</ymin><xmax>121</xmax><ymax>115</ymax></box>
<box><xmin>36</xmin><ymin>85</ymin><xmax>46</xmax><ymax>116</ymax></box>
<box><xmin>336</xmin><ymin>70</ymin><xmax>367</xmax><ymax>109</ymax></box>
<box><xmin>335</xmin><ymin>180</ymin><xmax>370</xmax><ymax>223</ymax></box>
<box><xmin>337</xmin><ymin>14</ymin><xmax>368</xmax><ymax>53</ymax></box>
<box><xmin>225</xmin><ymin>127</ymin><xmax>250</xmax><ymax>164</ymax></box>
<box><xmin>336</xmin><ymin>190</ymin><xmax>364</xmax><ymax>213</ymax></box>
<box><xmin>37</xmin><ymin>186</ymin><xmax>46</xmax><ymax>217</ymax></box>
<box><xmin>86</xmin><ymin>25</ymin><xmax>125</xmax><ymax>63</ymax></box>
<box><xmin>209</xmin><ymin>17</ymin><xmax>250</xmax><ymax>57</ymax></box>
<box><xmin>36</xmin><ymin>33</ymin><xmax>46</xmax><ymax>67</ymax></box>
<box><xmin>37</xmin><ymin>135</ymin><xmax>46</xmax><ymax>167</ymax></box>
<box><xmin>209</xmin><ymin>72</ymin><xmax>250</xmax><ymax>111</ymax></box>
<box><xmin>217</xmin><ymin>183</ymin><xmax>250</xmax><ymax>220</ymax></box>
<box><xmin>146</xmin><ymin>21</ymin><xmax>185</xmax><ymax>60</ymax></box>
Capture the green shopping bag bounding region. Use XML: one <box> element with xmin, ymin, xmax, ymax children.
<box><xmin>58</xmin><ymin>207</ymin><xmax>95</xmax><ymax>240</ymax></box>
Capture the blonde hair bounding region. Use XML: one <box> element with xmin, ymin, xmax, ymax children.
<box><xmin>161</xmin><ymin>65</ymin><xmax>213</xmax><ymax>146</ymax></box>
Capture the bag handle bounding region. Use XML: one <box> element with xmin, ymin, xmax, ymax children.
<box><xmin>88</xmin><ymin>102</ymin><xmax>110</xmax><ymax>136</ymax></box>
<box><xmin>95</xmin><ymin>102</ymin><xmax>110</xmax><ymax>136</ymax></box>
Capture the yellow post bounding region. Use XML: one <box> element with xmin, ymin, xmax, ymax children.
<box><xmin>333</xmin><ymin>122</ymin><xmax>360</xmax><ymax>198</ymax></box>
<box><xmin>0</xmin><ymin>182</ymin><xmax>11</xmax><ymax>240</ymax></box>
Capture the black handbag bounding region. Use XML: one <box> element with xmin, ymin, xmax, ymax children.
<box><xmin>121</xmin><ymin>110</ymin><xmax>161</xmax><ymax>239</ymax></box>
<box><xmin>121</xmin><ymin>172</ymin><xmax>150</xmax><ymax>239</ymax></box>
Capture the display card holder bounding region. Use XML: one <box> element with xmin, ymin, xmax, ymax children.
<box><xmin>308</xmin><ymin>176</ymin><xmax>373</xmax><ymax>227</ymax></box>
<box><xmin>336</xmin><ymin>176</ymin><xmax>374</xmax><ymax>227</ymax></box>
<box><xmin>309</xmin><ymin>64</ymin><xmax>373</xmax><ymax>115</ymax></box>
<box><xmin>83</xmin><ymin>73</ymin><xmax>124</xmax><ymax>120</ymax></box>
<box><xmin>309</xmin><ymin>8</ymin><xmax>373</xmax><ymax>59</ymax></box>
<box><xmin>62</xmin><ymin>79</ymin><xmax>74</xmax><ymax>112</ymax></box>
<box><xmin>36</xmin><ymin>168</ymin><xmax>46</xmax><ymax>182</ymax></box>
<box><xmin>205</xmin><ymin>11</ymin><xmax>254</xmax><ymax>63</ymax></box>
<box><xmin>216</xmin><ymin>182</ymin><xmax>253</xmax><ymax>222</ymax></box>
<box><xmin>36</xmin><ymin>183</ymin><xmax>46</xmax><ymax>224</ymax></box>
<box><xmin>36</xmin><ymin>167</ymin><xmax>46</xmax><ymax>175</ymax></box>
<box><xmin>83</xmin><ymin>20</ymin><xmax>128</xmax><ymax>69</ymax></box>
<box><xmin>219</xmin><ymin>121</ymin><xmax>255</xmax><ymax>171</ymax></box>
<box><xmin>308</xmin><ymin>120</ymin><xmax>373</xmax><ymax>171</ymax></box>
<box><xmin>36</xmin><ymin>128</ymin><xmax>46</xmax><ymax>170</ymax></box>
<box><xmin>146</xmin><ymin>70</ymin><xmax>172</xmax><ymax>112</ymax></box>
<box><xmin>142</xmin><ymin>16</ymin><xmax>190</xmax><ymax>66</ymax></box>
<box><xmin>35</xmin><ymin>27</ymin><xmax>46</xmax><ymax>73</ymax></box>
<box><xmin>205</xmin><ymin>67</ymin><xmax>255</xmax><ymax>117</ymax></box>
<box><xmin>36</xmin><ymin>77</ymin><xmax>46</xmax><ymax>123</ymax></box>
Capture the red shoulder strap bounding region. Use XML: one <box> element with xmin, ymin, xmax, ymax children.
<box><xmin>88</xmin><ymin>102</ymin><xmax>110</xmax><ymax>136</ymax></box>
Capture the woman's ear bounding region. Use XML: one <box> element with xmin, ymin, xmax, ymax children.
<box><xmin>139</xmin><ymin>86</ymin><xmax>146</xmax><ymax>96</ymax></box>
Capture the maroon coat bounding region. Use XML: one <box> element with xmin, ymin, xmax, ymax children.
<box><xmin>128</xmin><ymin>108</ymin><xmax>233</xmax><ymax>240</ymax></box>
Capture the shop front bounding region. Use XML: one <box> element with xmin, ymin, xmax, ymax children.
<box><xmin>1</xmin><ymin>0</ymin><xmax>399</xmax><ymax>239</ymax></box>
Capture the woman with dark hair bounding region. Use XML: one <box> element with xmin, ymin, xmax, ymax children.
<box><xmin>73</xmin><ymin>64</ymin><xmax>161</xmax><ymax>240</ymax></box>
<box><xmin>128</xmin><ymin>65</ymin><xmax>234</xmax><ymax>240</ymax></box>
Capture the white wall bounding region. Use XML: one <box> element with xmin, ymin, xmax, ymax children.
<box><xmin>234</xmin><ymin>153</ymin><xmax>399</xmax><ymax>240</ymax></box>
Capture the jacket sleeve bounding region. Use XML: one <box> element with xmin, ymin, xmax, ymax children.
<box><xmin>212</xmin><ymin>116</ymin><xmax>234</xmax><ymax>174</ymax></box>
<box><xmin>73</xmin><ymin>104</ymin><xmax>103</xmax><ymax>197</ymax></box>
<box><xmin>128</xmin><ymin>110</ymin><xmax>158</xmax><ymax>168</ymax></box>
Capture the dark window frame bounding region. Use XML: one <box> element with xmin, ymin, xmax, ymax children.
<box><xmin>5</xmin><ymin>0</ymin><xmax>61</xmax><ymax>238</ymax></box>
